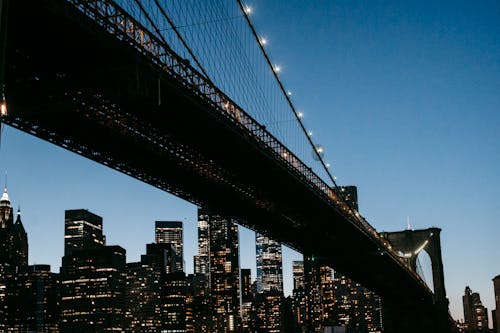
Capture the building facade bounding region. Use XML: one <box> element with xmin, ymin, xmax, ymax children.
<box><xmin>494</xmin><ymin>275</ymin><xmax>500</xmax><ymax>333</ymax></box>
<box><xmin>155</xmin><ymin>221</ymin><xmax>184</xmax><ymax>272</ymax></box>
<box><xmin>64</xmin><ymin>209</ymin><xmax>105</xmax><ymax>256</ymax></box>
<box><xmin>463</xmin><ymin>286</ymin><xmax>489</xmax><ymax>332</ymax></box>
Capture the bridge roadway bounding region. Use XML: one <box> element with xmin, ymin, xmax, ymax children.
<box><xmin>1</xmin><ymin>0</ymin><xmax>451</xmax><ymax>331</ymax></box>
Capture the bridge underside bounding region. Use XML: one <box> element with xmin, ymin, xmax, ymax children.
<box><xmin>1</xmin><ymin>1</ymin><xmax>450</xmax><ymax>331</ymax></box>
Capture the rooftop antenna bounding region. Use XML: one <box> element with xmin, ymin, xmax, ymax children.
<box><xmin>406</xmin><ymin>216</ymin><xmax>412</xmax><ymax>230</ymax></box>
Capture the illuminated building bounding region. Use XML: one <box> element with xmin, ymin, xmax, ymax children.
<box><xmin>0</xmin><ymin>188</ymin><xmax>29</xmax><ymax>330</ymax></box>
<box><xmin>186</xmin><ymin>274</ymin><xmax>211</xmax><ymax>333</ymax></box>
<box><xmin>304</xmin><ymin>255</ymin><xmax>336</xmax><ymax>331</ymax></box>
<box><xmin>463</xmin><ymin>286</ymin><xmax>489</xmax><ymax>332</ymax></box>
<box><xmin>198</xmin><ymin>207</ymin><xmax>241</xmax><ymax>332</ymax></box>
<box><xmin>240</xmin><ymin>268</ymin><xmax>253</xmax><ymax>331</ymax></box>
<box><xmin>60</xmin><ymin>222</ymin><xmax>126</xmax><ymax>333</ymax></box>
<box><xmin>293</xmin><ymin>260</ymin><xmax>305</xmax><ymax>290</ymax></box>
<box><xmin>250</xmin><ymin>289</ymin><xmax>282</xmax><ymax>332</ymax></box>
<box><xmin>155</xmin><ymin>221</ymin><xmax>184</xmax><ymax>272</ymax></box>
<box><xmin>126</xmin><ymin>242</ymin><xmax>185</xmax><ymax>333</ymax></box>
<box><xmin>64</xmin><ymin>209</ymin><xmax>105</xmax><ymax>256</ymax></box>
<box><xmin>334</xmin><ymin>273</ymin><xmax>383</xmax><ymax>332</ymax></box>
<box><xmin>494</xmin><ymin>275</ymin><xmax>500</xmax><ymax>333</ymax></box>
<box><xmin>194</xmin><ymin>216</ymin><xmax>209</xmax><ymax>276</ymax></box>
<box><xmin>256</xmin><ymin>233</ymin><xmax>283</xmax><ymax>293</ymax></box>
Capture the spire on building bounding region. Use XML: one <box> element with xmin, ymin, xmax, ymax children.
<box><xmin>15</xmin><ymin>206</ymin><xmax>21</xmax><ymax>224</ymax></box>
<box><xmin>0</xmin><ymin>187</ymin><xmax>10</xmax><ymax>205</ymax></box>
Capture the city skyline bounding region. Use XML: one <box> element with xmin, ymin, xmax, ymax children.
<box><xmin>0</xmin><ymin>0</ymin><xmax>499</xmax><ymax>325</ymax></box>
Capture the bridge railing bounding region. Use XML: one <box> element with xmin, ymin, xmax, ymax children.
<box><xmin>67</xmin><ymin>0</ymin><xmax>427</xmax><ymax>287</ymax></box>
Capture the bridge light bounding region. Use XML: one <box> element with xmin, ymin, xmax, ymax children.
<box><xmin>287</xmin><ymin>91</ymin><xmax>292</xmax><ymax>96</ymax></box>
<box><xmin>273</xmin><ymin>65</ymin><xmax>281</xmax><ymax>73</ymax></box>
<box><xmin>0</xmin><ymin>97</ymin><xmax>7</xmax><ymax>116</ymax></box>
<box><xmin>297</xmin><ymin>111</ymin><xmax>303</xmax><ymax>119</ymax></box>
<box><xmin>326</xmin><ymin>163</ymin><xmax>330</xmax><ymax>168</ymax></box>
<box><xmin>259</xmin><ymin>37</ymin><xmax>267</xmax><ymax>46</ymax></box>
<box><xmin>244</xmin><ymin>6</ymin><xmax>252</xmax><ymax>14</ymax></box>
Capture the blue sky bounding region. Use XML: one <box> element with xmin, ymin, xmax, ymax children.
<box><xmin>1</xmin><ymin>0</ymin><xmax>499</xmax><ymax>323</ymax></box>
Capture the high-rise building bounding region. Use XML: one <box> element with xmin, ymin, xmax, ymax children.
<box><xmin>494</xmin><ymin>275</ymin><xmax>500</xmax><ymax>333</ymax></box>
<box><xmin>240</xmin><ymin>268</ymin><xmax>253</xmax><ymax>331</ymax></box>
<box><xmin>198</xmin><ymin>207</ymin><xmax>241</xmax><ymax>332</ymax></box>
<box><xmin>255</xmin><ymin>233</ymin><xmax>283</xmax><ymax>294</ymax></box>
<box><xmin>334</xmin><ymin>273</ymin><xmax>383</xmax><ymax>332</ymax></box>
<box><xmin>60</xmin><ymin>245</ymin><xmax>126</xmax><ymax>333</ymax></box>
<box><xmin>186</xmin><ymin>274</ymin><xmax>211</xmax><ymax>333</ymax></box>
<box><xmin>194</xmin><ymin>216</ymin><xmax>210</xmax><ymax>276</ymax></box>
<box><xmin>304</xmin><ymin>255</ymin><xmax>336</xmax><ymax>331</ymax></box>
<box><xmin>293</xmin><ymin>260</ymin><xmax>305</xmax><ymax>290</ymax></box>
<box><xmin>126</xmin><ymin>243</ymin><xmax>183</xmax><ymax>333</ymax></box>
<box><xmin>61</xmin><ymin>209</ymin><xmax>125</xmax><ymax>332</ymax></box>
<box><xmin>64</xmin><ymin>209</ymin><xmax>105</xmax><ymax>256</ymax></box>
<box><xmin>25</xmin><ymin>265</ymin><xmax>60</xmax><ymax>332</ymax></box>
<box><xmin>0</xmin><ymin>188</ymin><xmax>29</xmax><ymax>331</ymax></box>
<box><xmin>463</xmin><ymin>286</ymin><xmax>489</xmax><ymax>332</ymax></box>
<box><xmin>155</xmin><ymin>221</ymin><xmax>184</xmax><ymax>272</ymax></box>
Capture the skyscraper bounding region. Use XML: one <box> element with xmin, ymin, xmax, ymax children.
<box><xmin>61</xmin><ymin>209</ymin><xmax>126</xmax><ymax>332</ymax></box>
<box><xmin>197</xmin><ymin>207</ymin><xmax>241</xmax><ymax>332</ymax></box>
<box><xmin>240</xmin><ymin>268</ymin><xmax>253</xmax><ymax>331</ymax></box>
<box><xmin>155</xmin><ymin>221</ymin><xmax>184</xmax><ymax>272</ymax></box>
<box><xmin>64</xmin><ymin>209</ymin><xmax>105</xmax><ymax>256</ymax></box>
<box><xmin>0</xmin><ymin>188</ymin><xmax>29</xmax><ymax>331</ymax></box>
<box><xmin>293</xmin><ymin>260</ymin><xmax>305</xmax><ymax>290</ymax></box>
<box><xmin>494</xmin><ymin>275</ymin><xmax>500</xmax><ymax>333</ymax></box>
<box><xmin>60</xmin><ymin>245</ymin><xmax>127</xmax><ymax>333</ymax></box>
<box><xmin>255</xmin><ymin>233</ymin><xmax>283</xmax><ymax>293</ymax></box>
<box><xmin>463</xmin><ymin>286</ymin><xmax>489</xmax><ymax>332</ymax></box>
<box><xmin>194</xmin><ymin>216</ymin><xmax>210</xmax><ymax>276</ymax></box>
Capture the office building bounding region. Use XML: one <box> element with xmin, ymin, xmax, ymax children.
<box><xmin>463</xmin><ymin>286</ymin><xmax>489</xmax><ymax>332</ymax></box>
<box><xmin>0</xmin><ymin>189</ymin><xmax>29</xmax><ymax>330</ymax></box>
<box><xmin>256</xmin><ymin>233</ymin><xmax>283</xmax><ymax>293</ymax></box>
<box><xmin>155</xmin><ymin>221</ymin><xmax>184</xmax><ymax>272</ymax></box>
<box><xmin>194</xmin><ymin>216</ymin><xmax>210</xmax><ymax>276</ymax></box>
<box><xmin>198</xmin><ymin>207</ymin><xmax>241</xmax><ymax>332</ymax></box>
<box><xmin>64</xmin><ymin>209</ymin><xmax>105</xmax><ymax>256</ymax></box>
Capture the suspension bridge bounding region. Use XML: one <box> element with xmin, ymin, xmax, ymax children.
<box><xmin>0</xmin><ymin>0</ymin><xmax>454</xmax><ymax>331</ymax></box>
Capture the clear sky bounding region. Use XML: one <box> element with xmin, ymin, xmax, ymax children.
<box><xmin>1</xmin><ymin>0</ymin><xmax>499</xmax><ymax>324</ymax></box>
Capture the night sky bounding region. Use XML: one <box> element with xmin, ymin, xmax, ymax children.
<box><xmin>1</xmin><ymin>0</ymin><xmax>499</xmax><ymax>323</ymax></box>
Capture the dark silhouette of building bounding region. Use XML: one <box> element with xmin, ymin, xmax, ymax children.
<box><xmin>463</xmin><ymin>286</ymin><xmax>489</xmax><ymax>332</ymax></box>
<box><xmin>494</xmin><ymin>275</ymin><xmax>500</xmax><ymax>333</ymax></box>
<box><xmin>186</xmin><ymin>274</ymin><xmax>211</xmax><ymax>333</ymax></box>
<box><xmin>0</xmin><ymin>188</ymin><xmax>29</xmax><ymax>331</ymax></box>
<box><xmin>25</xmin><ymin>265</ymin><xmax>60</xmax><ymax>332</ymax></box>
<box><xmin>64</xmin><ymin>209</ymin><xmax>105</xmax><ymax>256</ymax></box>
<box><xmin>155</xmin><ymin>221</ymin><xmax>184</xmax><ymax>272</ymax></box>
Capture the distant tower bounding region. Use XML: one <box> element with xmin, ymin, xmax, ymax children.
<box><xmin>64</xmin><ymin>209</ymin><xmax>105</xmax><ymax>256</ymax></box>
<box><xmin>0</xmin><ymin>188</ymin><xmax>29</xmax><ymax>330</ymax></box>
<box><xmin>493</xmin><ymin>276</ymin><xmax>500</xmax><ymax>333</ymax></box>
<box><xmin>155</xmin><ymin>221</ymin><xmax>184</xmax><ymax>272</ymax></box>
<box><xmin>255</xmin><ymin>233</ymin><xmax>283</xmax><ymax>293</ymax></box>
<box><xmin>463</xmin><ymin>286</ymin><xmax>489</xmax><ymax>332</ymax></box>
